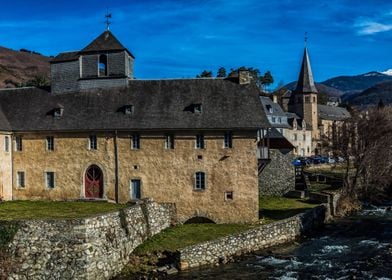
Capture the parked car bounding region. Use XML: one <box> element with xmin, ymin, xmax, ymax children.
<box><xmin>327</xmin><ymin>157</ymin><xmax>336</xmax><ymax>164</ymax></box>
<box><xmin>292</xmin><ymin>157</ymin><xmax>308</xmax><ymax>166</ymax></box>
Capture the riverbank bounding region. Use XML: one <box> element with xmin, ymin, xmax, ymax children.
<box><xmin>168</xmin><ymin>206</ymin><xmax>392</xmax><ymax>279</ymax></box>
<box><xmin>114</xmin><ymin>197</ymin><xmax>330</xmax><ymax>279</ymax></box>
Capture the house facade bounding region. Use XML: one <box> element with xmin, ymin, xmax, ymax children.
<box><xmin>259</xmin><ymin>96</ymin><xmax>312</xmax><ymax>157</ymax></box>
<box><xmin>0</xmin><ymin>31</ymin><xmax>270</xmax><ymax>224</ymax></box>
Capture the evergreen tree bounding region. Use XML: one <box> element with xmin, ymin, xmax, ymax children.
<box><xmin>196</xmin><ymin>70</ymin><xmax>213</xmax><ymax>78</ymax></box>
<box><xmin>217</xmin><ymin>67</ymin><xmax>227</xmax><ymax>78</ymax></box>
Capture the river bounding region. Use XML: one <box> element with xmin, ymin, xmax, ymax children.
<box><xmin>168</xmin><ymin>206</ymin><xmax>392</xmax><ymax>279</ymax></box>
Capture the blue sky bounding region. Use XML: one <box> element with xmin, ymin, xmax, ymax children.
<box><xmin>1</xmin><ymin>0</ymin><xmax>392</xmax><ymax>86</ymax></box>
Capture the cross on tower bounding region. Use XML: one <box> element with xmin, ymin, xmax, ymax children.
<box><xmin>105</xmin><ymin>11</ymin><xmax>112</xmax><ymax>31</ymax></box>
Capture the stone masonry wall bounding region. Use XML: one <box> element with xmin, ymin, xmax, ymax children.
<box><xmin>259</xmin><ymin>149</ymin><xmax>295</xmax><ymax>196</ymax></box>
<box><xmin>179</xmin><ymin>205</ymin><xmax>327</xmax><ymax>269</ymax></box>
<box><xmin>6</xmin><ymin>200</ymin><xmax>175</xmax><ymax>280</ymax></box>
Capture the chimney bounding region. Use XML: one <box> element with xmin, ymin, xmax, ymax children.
<box><xmin>272</xmin><ymin>95</ymin><xmax>278</xmax><ymax>103</ymax></box>
<box><xmin>238</xmin><ymin>70</ymin><xmax>251</xmax><ymax>85</ymax></box>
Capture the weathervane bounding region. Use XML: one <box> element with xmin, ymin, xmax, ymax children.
<box><xmin>304</xmin><ymin>32</ymin><xmax>308</xmax><ymax>47</ymax></box>
<box><xmin>105</xmin><ymin>9</ymin><xmax>112</xmax><ymax>31</ymax></box>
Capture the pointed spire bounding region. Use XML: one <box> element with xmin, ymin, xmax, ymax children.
<box><xmin>294</xmin><ymin>47</ymin><xmax>318</xmax><ymax>94</ymax></box>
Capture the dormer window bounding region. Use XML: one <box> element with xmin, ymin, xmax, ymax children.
<box><xmin>124</xmin><ymin>105</ymin><xmax>133</xmax><ymax>115</ymax></box>
<box><xmin>99</xmin><ymin>54</ymin><xmax>108</xmax><ymax>76</ymax></box>
<box><xmin>266</xmin><ymin>105</ymin><xmax>273</xmax><ymax>114</ymax></box>
<box><xmin>194</xmin><ymin>104</ymin><xmax>202</xmax><ymax>114</ymax></box>
<box><xmin>54</xmin><ymin>107</ymin><xmax>64</xmax><ymax>117</ymax></box>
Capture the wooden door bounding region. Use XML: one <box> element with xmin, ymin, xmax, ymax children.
<box><xmin>85</xmin><ymin>165</ymin><xmax>103</xmax><ymax>198</ymax></box>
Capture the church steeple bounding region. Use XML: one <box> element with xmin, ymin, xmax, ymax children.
<box><xmin>294</xmin><ymin>47</ymin><xmax>318</xmax><ymax>94</ymax></box>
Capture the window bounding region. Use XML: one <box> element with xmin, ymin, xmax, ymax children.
<box><xmin>17</xmin><ymin>171</ymin><xmax>25</xmax><ymax>188</ymax></box>
<box><xmin>271</xmin><ymin>117</ymin><xmax>276</xmax><ymax>123</ymax></box>
<box><xmin>294</xmin><ymin>133</ymin><xmax>297</xmax><ymax>141</ymax></box>
<box><xmin>305</xmin><ymin>96</ymin><xmax>310</xmax><ymax>103</ymax></box>
<box><xmin>303</xmin><ymin>134</ymin><xmax>306</xmax><ymax>141</ymax></box>
<box><xmin>124</xmin><ymin>105</ymin><xmax>133</xmax><ymax>115</ymax></box>
<box><xmin>194</xmin><ymin>104</ymin><xmax>202</xmax><ymax>114</ymax></box>
<box><xmin>195</xmin><ymin>172</ymin><xmax>206</xmax><ymax>190</ymax></box>
<box><xmin>266</xmin><ymin>105</ymin><xmax>273</xmax><ymax>114</ymax></box>
<box><xmin>46</xmin><ymin>136</ymin><xmax>54</xmax><ymax>151</ymax></box>
<box><xmin>54</xmin><ymin>107</ymin><xmax>64</xmax><ymax>117</ymax></box>
<box><xmin>313</xmin><ymin>97</ymin><xmax>316</xmax><ymax>103</ymax></box>
<box><xmin>165</xmin><ymin>134</ymin><xmax>174</xmax><ymax>149</ymax></box>
<box><xmin>4</xmin><ymin>136</ymin><xmax>9</xmax><ymax>152</ymax></box>
<box><xmin>196</xmin><ymin>134</ymin><xmax>204</xmax><ymax>149</ymax></box>
<box><xmin>99</xmin><ymin>54</ymin><xmax>108</xmax><ymax>76</ymax></box>
<box><xmin>15</xmin><ymin>136</ymin><xmax>22</xmax><ymax>151</ymax></box>
<box><xmin>89</xmin><ymin>135</ymin><xmax>97</xmax><ymax>150</ymax></box>
<box><xmin>46</xmin><ymin>172</ymin><xmax>55</xmax><ymax>189</ymax></box>
<box><xmin>132</xmin><ymin>134</ymin><xmax>140</xmax><ymax>149</ymax></box>
<box><xmin>224</xmin><ymin>132</ymin><xmax>232</xmax><ymax>148</ymax></box>
<box><xmin>225</xmin><ymin>191</ymin><xmax>234</xmax><ymax>201</ymax></box>
<box><xmin>130</xmin><ymin>179</ymin><xmax>141</xmax><ymax>199</ymax></box>
<box><xmin>278</xmin><ymin>117</ymin><xmax>282</xmax><ymax>123</ymax></box>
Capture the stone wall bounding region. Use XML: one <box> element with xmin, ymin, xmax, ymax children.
<box><xmin>259</xmin><ymin>149</ymin><xmax>295</xmax><ymax>196</ymax></box>
<box><xmin>11</xmin><ymin>131</ymin><xmax>259</xmax><ymax>224</ymax></box>
<box><xmin>179</xmin><ymin>205</ymin><xmax>327</xmax><ymax>270</ymax></box>
<box><xmin>5</xmin><ymin>200</ymin><xmax>175</xmax><ymax>280</ymax></box>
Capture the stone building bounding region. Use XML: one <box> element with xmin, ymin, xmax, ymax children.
<box><xmin>0</xmin><ymin>30</ymin><xmax>270</xmax><ymax>224</ymax></box>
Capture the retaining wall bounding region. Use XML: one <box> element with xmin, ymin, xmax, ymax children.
<box><xmin>4</xmin><ymin>200</ymin><xmax>175</xmax><ymax>280</ymax></box>
<box><xmin>178</xmin><ymin>205</ymin><xmax>327</xmax><ymax>269</ymax></box>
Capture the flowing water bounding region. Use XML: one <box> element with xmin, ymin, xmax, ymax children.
<box><xmin>169</xmin><ymin>206</ymin><xmax>392</xmax><ymax>280</ymax></box>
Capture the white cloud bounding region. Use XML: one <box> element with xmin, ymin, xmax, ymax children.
<box><xmin>356</xmin><ymin>20</ymin><xmax>392</xmax><ymax>35</ymax></box>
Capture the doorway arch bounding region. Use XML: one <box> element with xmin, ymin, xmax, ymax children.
<box><xmin>84</xmin><ymin>165</ymin><xmax>104</xmax><ymax>199</ymax></box>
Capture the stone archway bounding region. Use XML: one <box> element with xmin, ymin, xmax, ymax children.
<box><xmin>84</xmin><ymin>165</ymin><xmax>104</xmax><ymax>199</ymax></box>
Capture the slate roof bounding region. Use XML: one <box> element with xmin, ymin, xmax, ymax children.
<box><xmin>51</xmin><ymin>51</ymin><xmax>79</xmax><ymax>63</ymax></box>
<box><xmin>51</xmin><ymin>31</ymin><xmax>135</xmax><ymax>63</ymax></box>
<box><xmin>294</xmin><ymin>47</ymin><xmax>318</xmax><ymax>94</ymax></box>
<box><xmin>318</xmin><ymin>105</ymin><xmax>350</xmax><ymax>121</ymax></box>
<box><xmin>259</xmin><ymin>96</ymin><xmax>286</xmax><ymax>117</ymax></box>
<box><xmin>0</xmin><ymin>79</ymin><xmax>270</xmax><ymax>132</ymax></box>
<box><xmin>81</xmin><ymin>31</ymin><xmax>135</xmax><ymax>58</ymax></box>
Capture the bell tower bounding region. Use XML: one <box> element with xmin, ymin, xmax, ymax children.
<box><xmin>288</xmin><ymin>46</ymin><xmax>319</xmax><ymax>141</ymax></box>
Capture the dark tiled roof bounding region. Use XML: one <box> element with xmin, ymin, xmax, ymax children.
<box><xmin>259</xmin><ymin>96</ymin><xmax>286</xmax><ymax>117</ymax></box>
<box><xmin>51</xmin><ymin>51</ymin><xmax>80</xmax><ymax>63</ymax></box>
<box><xmin>80</xmin><ymin>31</ymin><xmax>135</xmax><ymax>58</ymax></box>
<box><xmin>318</xmin><ymin>105</ymin><xmax>351</xmax><ymax>121</ymax></box>
<box><xmin>294</xmin><ymin>47</ymin><xmax>318</xmax><ymax>94</ymax></box>
<box><xmin>0</xmin><ymin>79</ymin><xmax>270</xmax><ymax>132</ymax></box>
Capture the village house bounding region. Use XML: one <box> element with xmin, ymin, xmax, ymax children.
<box><xmin>0</xmin><ymin>30</ymin><xmax>270</xmax><ymax>224</ymax></box>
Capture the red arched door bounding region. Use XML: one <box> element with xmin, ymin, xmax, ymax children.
<box><xmin>85</xmin><ymin>165</ymin><xmax>103</xmax><ymax>199</ymax></box>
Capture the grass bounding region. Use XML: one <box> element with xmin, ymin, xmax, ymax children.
<box><xmin>0</xmin><ymin>201</ymin><xmax>128</xmax><ymax>221</ymax></box>
<box><xmin>134</xmin><ymin>196</ymin><xmax>319</xmax><ymax>255</ymax></box>
<box><xmin>134</xmin><ymin>223</ymin><xmax>255</xmax><ymax>254</ymax></box>
<box><xmin>259</xmin><ymin>196</ymin><xmax>318</xmax><ymax>222</ymax></box>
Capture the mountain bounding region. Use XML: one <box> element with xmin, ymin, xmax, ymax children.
<box><xmin>321</xmin><ymin>71</ymin><xmax>392</xmax><ymax>94</ymax></box>
<box><xmin>345</xmin><ymin>81</ymin><xmax>392</xmax><ymax>107</ymax></box>
<box><xmin>283</xmin><ymin>82</ymin><xmax>344</xmax><ymax>104</ymax></box>
<box><xmin>0</xmin><ymin>46</ymin><xmax>50</xmax><ymax>88</ymax></box>
<box><xmin>285</xmin><ymin>82</ymin><xmax>344</xmax><ymax>97</ymax></box>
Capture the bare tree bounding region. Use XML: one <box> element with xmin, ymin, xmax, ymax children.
<box><xmin>334</xmin><ymin>106</ymin><xmax>392</xmax><ymax>213</ymax></box>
